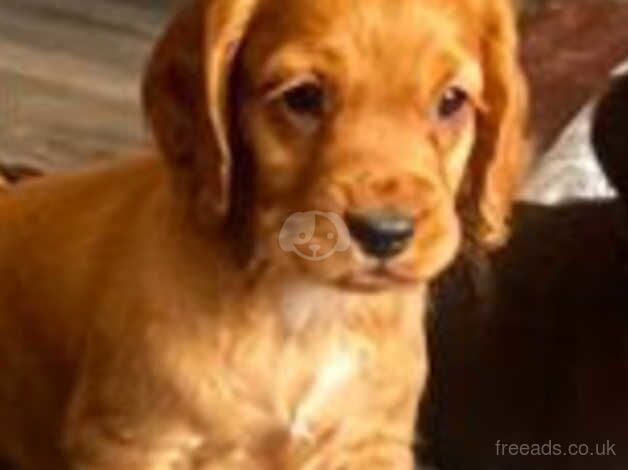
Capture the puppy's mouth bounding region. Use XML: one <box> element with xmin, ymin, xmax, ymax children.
<box><xmin>337</xmin><ymin>262</ymin><xmax>423</xmax><ymax>291</ymax></box>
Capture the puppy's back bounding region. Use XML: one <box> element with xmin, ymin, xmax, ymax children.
<box><xmin>0</xmin><ymin>156</ymin><xmax>170</xmax><ymax>466</ymax></box>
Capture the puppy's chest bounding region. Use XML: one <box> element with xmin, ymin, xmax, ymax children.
<box><xmin>188</xmin><ymin>283</ymin><xmax>427</xmax><ymax>464</ymax></box>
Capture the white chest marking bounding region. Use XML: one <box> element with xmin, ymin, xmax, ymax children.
<box><xmin>290</xmin><ymin>350</ymin><xmax>357</xmax><ymax>440</ymax></box>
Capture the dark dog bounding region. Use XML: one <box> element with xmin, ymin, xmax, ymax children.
<box><xmin>422</xmin><ymin>73</ymin><xmax>628</xmax><ymax>469</ymax></box>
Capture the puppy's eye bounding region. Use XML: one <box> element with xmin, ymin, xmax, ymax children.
<box><xmin>437</xmin><ymin>86</ymin><xmax>469</xmax><ymax>120</ymax></box>
<box><xmin>282</xmin><ymin>83</ymin><xmax>325</xmax><ymax>116</ymax></box>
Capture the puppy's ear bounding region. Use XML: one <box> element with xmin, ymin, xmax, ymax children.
<box><xmin>466</xmin><ymin>0</ymin><xmax>530</xmax><ymax>249</ymax></box>
<box><xmin>143</xmin><ymin>0</ymin><xmax>259</xmax><ymax>223</ymax></box>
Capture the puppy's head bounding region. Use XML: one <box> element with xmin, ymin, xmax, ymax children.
<box><xmin>144</xmin><ymin>0</ymin><xmax>528</xmax><ymax>290</ymax></box>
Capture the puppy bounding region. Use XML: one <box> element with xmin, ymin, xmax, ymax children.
<box><xmin>0</xmin><ymin>0</ymin><xmax>527</xmax><ymax>468</ymax></box>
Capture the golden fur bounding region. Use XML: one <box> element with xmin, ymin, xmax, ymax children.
<box><xmin>0</xmin><ymin>0</ymin><xmax>527</xmax><ymax>468</ymax></box>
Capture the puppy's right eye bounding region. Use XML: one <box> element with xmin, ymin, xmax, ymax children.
<box><xmin>437</xmin><ymin>86</ymin><xmax>469</xmax><ymax>121</ymax></box>
<box><xmin>282</xmin><ymin>83</ymin><xmax>325</xmax><ymax>116</ymax></box>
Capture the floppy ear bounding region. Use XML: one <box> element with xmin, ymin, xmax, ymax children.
<box><xmin>143</xmin><ymin>0</ymin><xmax>259</xmax><ymax>224</ymax></box>
<box><xmin>466</xmin><ymin>0</ymin><xmax>530</xmax><ymax>249</ymax></box>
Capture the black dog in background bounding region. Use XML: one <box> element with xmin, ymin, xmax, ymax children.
<box><xmin>421</xmin><ymin>74</ymin><xmax>628</xmax><ymax>470</ymax></box>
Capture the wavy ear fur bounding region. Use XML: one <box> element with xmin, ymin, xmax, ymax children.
<box><xmin>143</xmin><ymin>0</ymin><xmax>259</xmax><ymax>226</ymax></box>
<box><xmin>466</xmin><ymin>0</ymin><xmax>530</xmax><ymax>249</ymax></box>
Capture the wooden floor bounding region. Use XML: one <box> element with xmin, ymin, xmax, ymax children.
<box><xmin>0</xmin><ymin>0</ymin><xmax>183</xmax><ymax>171</ymax></box>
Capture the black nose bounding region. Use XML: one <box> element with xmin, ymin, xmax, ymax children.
<box><xmin>346</xmin><ymin>210</ymin><xmax>416</xmax><ymax>258</ymax></box>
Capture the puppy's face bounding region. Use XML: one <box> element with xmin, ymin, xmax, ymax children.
<box><xmin>238</xmin><ymin>0</ymin><xmax>484</xmax><ymax>288</ymax></box>
<box><xmin>145</xmin><ymin>0</ymin><xmax>528</xmax><ymax>291</ymax></box>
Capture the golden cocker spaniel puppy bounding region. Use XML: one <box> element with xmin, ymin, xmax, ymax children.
<box><xmin>0</xmin><ymin>0</ymin><xmax>527</xmax><ymax>468</ymax></box>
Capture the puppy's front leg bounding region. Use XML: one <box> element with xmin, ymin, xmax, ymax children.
<box><xmin>63</xmin><ymin>403</ymin><xmax>199</xmax><ymax>470</ymax></box>
<box><xmin>62</xmin><ymin>339</ymin><xmax>199</xmax><ymax>470</ymax></box>
<box><xmin>346</xmin><ymin>447</ymin><xmax>415</xmax><ymax>470</ymax></box>
<box><xmin>64</xmin><ymin>423</ymin><xmax>188</xmax><ymax>470</ymax></box>
<box><xmin>327</xmin><ymin>437</ymin><xmax>416</xmax><ymax>470</ymax></box>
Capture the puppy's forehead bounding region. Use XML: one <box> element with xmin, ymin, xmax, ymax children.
<box><xmin>247</xmin><ymin>0</ymin><xmax>479</xmax><ymax>86</ymax></box>
<box><xmin>253</xmin><ymin>0</ymin><xmax>468</xmax><ymax>36</ymax></box>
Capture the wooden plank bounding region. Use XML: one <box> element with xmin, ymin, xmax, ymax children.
<box><xmin>0</xmin><ymin>39</ymin><xmax>144</xmax><ymax>105</ymax></box>
<box><xmin>0</xmin><ymin>0</ymin><xmax>172</xmax><ymax>170</ymax></box>
<box><xmin>0</xmin><ymin>0</ymin><xmax>170</xmax><ymax>37</ymax></box>
<box><xmin>0</xmin><ymin>69</ymin><xmax>147</xmax><ymax>170</ymax></box>
<box><xmin>0</xmin><ymin>2</ymin><xmax>154</xmax><ymax>102</ymax></box>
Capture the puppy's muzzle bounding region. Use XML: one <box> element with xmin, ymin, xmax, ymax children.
<box><xmin>346</xmin><ymin>210</ymin><xmax>416</xmax><ymax>259</ymax></box>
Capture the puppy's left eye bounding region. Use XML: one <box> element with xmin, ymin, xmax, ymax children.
<box><xmin>282</xmin><ymin>83</ymin><xmax>325</xmax><ymax>116</ymax></box>
<box><xmin>436</xmin><ymin>86</ymin><xmax>469</xmax><ymax>120</ymax></box>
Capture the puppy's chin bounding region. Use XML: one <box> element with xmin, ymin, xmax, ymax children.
<box><xmin>273</xmin><ymin>235</ymin><xmax>460</xmax><ymax>293</ymax></box>
<box><xmin>333</xmin><ymin>245</ymin><xmax>461</xmax><ymax>292</ymax></box>
<box><xmin>336</xmin><ymin>269</ymin><xmax>423</xmax><ymax>292</ymax></box>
